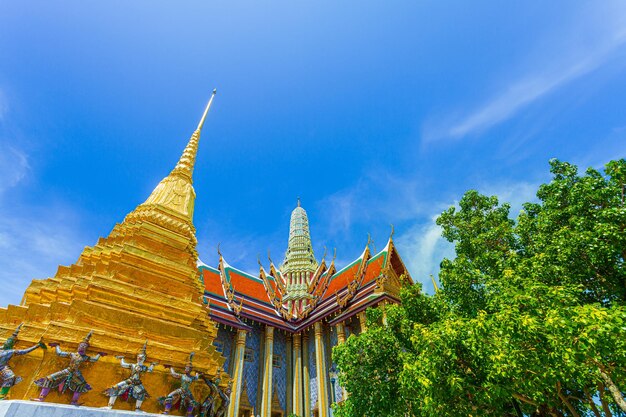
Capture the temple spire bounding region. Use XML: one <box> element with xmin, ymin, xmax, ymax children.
<box><xmin>280</xmin><ymin>201</ymin><xmax>318</xmax><ymax>277</ymax></box>
<box><xmin>139</xmin><ymin>91</ymin><xmax>216</xmax><ymax>221</ymax></box>
<box><xmin>280</xmin><ymin>200</ymin><xmax>318</xmax><ymax>317</ymax></box>
<box><xmin>171</xmin><ymin>89</ymin><xmax>217</xmax><ymax>182</ymax></box>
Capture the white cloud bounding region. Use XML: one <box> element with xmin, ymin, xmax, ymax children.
<box><xmin>0</xmin><ymin>145</ymin><xmax>88</xmax><ymax>307</ymax></box>
<box><xmin>318</xmin><ymin>171</ymin><xmax>428</xmax><ymax>237</ymax></box>
<box><xmin>423</xmin><ymin>1</ymin><xmax>626</xmax><ymax>143</ymax></box>
<box><xmin>396</xmin><ymin>218</ymin><xmax>454</xmax><ymax>294</ymax></box>
<box><xmin>478</xmin><ymin>180</ymin><xmax>540</xmax><ymax>217</ymax></box>
<box><xmin>0</xmin><ymin>144</ymin><xmax>29</xmax><ymax>197</ymax></box>
<box><xmin>0</xmin><ymin>204</ymin><xmax>89</xmax><ymax>307</ymax></box>
<box><xmin>395</xmin><ymin>179</ymin><xmax>541</xmax><ymax>294</ymax></box>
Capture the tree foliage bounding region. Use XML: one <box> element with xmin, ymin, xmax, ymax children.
<box><xmin>333</xmin><ymin>159</ymin><xmax>626</xmax><ymax>417</ymax></box>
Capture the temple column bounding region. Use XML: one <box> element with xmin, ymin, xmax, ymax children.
<box><xmin>292</xmin><ymin>333</ymin><xmax>304</xmax><ymax>416</ymax></box>
<box><xmin>335</xmin><ymin>322</ymin><xmax>346</xmax><ymax>344</ymax></box>
<box><xmin>314</xmin><ymin>322</ymin><xmax>330</xmax><ymax>417</ymax></box>
<box><xmin>228</xmin><ymin>329</ymin><xmax>247</xmax><ymax>417</ymax></box>
<box><xmin>286</xmin><ymin>334</ymin><xmax>293</xmax><ymax>413</ymax></box>
<box><xmin>303</xmin><ymin>333</ymin><xmax>311</xmax><ymax>417</ymax></box>
<box><xmin>335</xmin><ymin>322</ymin><xmax>348</xmax><ymax>401</ymax></box>
<box><xmin>358</xmin><ymin>311</ymin><xmax>367</xmax><ymax>333</ymax></box>
<box><xmin>260</xmin><ymin>326</ymin><xmax>275</xmax><ymax>417</ymax></box>
<box><xmin>381</xmin><ymin>300</ymin><xmax>388</xmax><ymax>325</ymax></box>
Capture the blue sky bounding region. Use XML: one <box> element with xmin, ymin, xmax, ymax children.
<box><xmin>1</xmin><ymin>1</ymin><xmax>625</xmax><ymax>306</ymax></box>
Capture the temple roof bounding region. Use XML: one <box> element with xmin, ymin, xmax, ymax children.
<box><xmin>200</xmin><ymin>235</ymin><xmax>413</xmax><ymax>333</ymax></box>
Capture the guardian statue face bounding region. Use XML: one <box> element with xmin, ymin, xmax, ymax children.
<box><xmin>2</xmin><ymin>337</ymin><xmax>15</xmax><ymax>350</ymax></box>
<box><xmin>136</xmin><ymin>353</ymin><xmax>146</xmax><ymax>365</ymax></box>
<box><xmin>77</xmin><ymin>342</ymin><xmax>89</xmax><ymax>354</ymax></box>
<box><xmin>184</xmin><ymin>364</ymin><xmax>192</xmax><ymax>374</ymax></box>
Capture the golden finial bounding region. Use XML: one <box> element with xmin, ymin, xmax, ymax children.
<box><xmin>430</xmin><ymin>274</ymin><xmax>439</xmax><ymax>293</ymax></box>
<box><xmin>217</xmin><ymin>243</ymin><xmax>222</xmax><ymax>258</ymax></box>
<box><xmin>197</xmin><ymin>89</ymin><xmax>217</xmax><ymax>131</ymax></box>
<box><xmin>390</xmin><ymin>224</ymin><xmax>395</xmax><ymax>239</ymax></box>
<box><xmin>171</xmin><ymin>90</ymin><xmax>217</xmax><ymax>181</ymax></box>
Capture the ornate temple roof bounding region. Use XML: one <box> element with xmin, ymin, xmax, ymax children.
<box><xmin>200</xmin><ymin>212</ymin><xmax>413</xmax><ymax>333</ymax></box>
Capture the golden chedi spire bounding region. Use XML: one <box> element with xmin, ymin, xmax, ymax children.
<box><xmin>0</xmin><ymin>91</ymin><xmax>228</xmax><ymax>412</ymax></box>
<box><xmin>141</xmin><ymin>88</ymin><xmax>217</xmax><ymax>221</ymax></box>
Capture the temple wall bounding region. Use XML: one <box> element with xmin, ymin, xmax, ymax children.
<box><xmin>215</xmin><ymin>325</ymin><xmax>236</xmax><ymax>375</ymax></box>
<box><xmin>242</xmin><ymin>323</ymin><xmax>261</xmax><ymax>413</ymax></box>
<box><xmin>273</xmin><ymin>329</ymin><xmax>287</xmax><ymax>412</ymax></box>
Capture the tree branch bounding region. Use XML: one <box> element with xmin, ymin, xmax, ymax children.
<box><xmin>513</xmin><ymin>393</ymin><xmax>538</xmax><ymax>407</ymax></box>
<box><xmin>598</xmin><ymin>383</ymin><xmax>614</xmax><ymax>417</ymax></box>
<box><xmin>584</xmin><ymin>387</ymin><xmax>602</xmax><ymax>417</ymax></box>
<box><xmin>556</xmin><ymin>382</ymin><xmax>580</xmax><ymax>417</ymax></box>
<box><xmin>598</xmin><ymin>368</ymin><xmax>626</xmax><ymax>412</ymax></box>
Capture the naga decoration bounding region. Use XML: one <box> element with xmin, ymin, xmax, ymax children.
<box><xmin>197</xmin><ymin>371</ymin><xmax>231</xmax><ymax>417</ymax></box>
<box><xmin>213</xmin><ymin>383</ymin><xmax>231</xmax><ymax>417</ymax></box>
<box><xmin>0</xmin><ymin>324</ymin><xmax>46</xmax><ymax>400</ymax></box>
<box><xmin>103</xmin><ymin>340</ymin><xmax>157</xmax><ymax>411</ymax></box>
<box><xmin>33</xmin><ymin>330</ymin><xmax>104</xmax><ymax>405</ymax></box>
<box><xmin>159</xmin><ymin>352</ymin><xmax>201</xmax><ymax>416</ymax></box>
<box><xmin>198</xmin><ymin>374</ymin><xmax>220</xmax><ymax>417</ymax></box>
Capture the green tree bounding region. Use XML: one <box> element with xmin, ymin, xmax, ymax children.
<box><xmin>333</xmin><ymin>159</ymin><xmax>626</xmax><ymax>417</ymax></box>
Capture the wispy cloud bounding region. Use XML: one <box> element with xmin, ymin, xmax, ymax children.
<box><xmin>423</xmin><ymin>2</ymin><xmax>626</xmax><ymax>143</ymax></box>
<box><xmin>318</xmin><ymin>171</ymin><xmax>428</xmax><ymax>237</ymax></box>
<box><xmin>0</xmin><ymin>144</ymin><xmax>29</xmax><ymax>197</ymax></box>
<box><xmin>396</xmin><ymin>218</ymin><xmax>454</xmax><ymax>294</ymax></box>
<box><xmin>196</xmin><ymin>215</ymin><xmax>288</xmax><ymax>275</ymax></box>
<box><xmin>0</xmin><ymin>145</ymin><xmax>88</xmax><ymax>306</ymax></box>
<box><xmin>0</xmin><ymin>89</ymin><xmax>8</xmax><ymax>122</ymax></box>
<box><xmin>576</xmin><ymin>126</ymin><xmax>626</xmax><ymax>170</ymax></box>
<box><xmin>478</xmin><ymin>180</ymin><xmax>540</xmax><ymax>217</ymax></box>
<box><xmin>396</xmin><ymin>179</ymin><xmax>540</xmax><ymax>293</ymax></box>
<box><xmin>0</xmin><ymin>208</ymin><xmax>88</xmax><ymax>306</ymax></box>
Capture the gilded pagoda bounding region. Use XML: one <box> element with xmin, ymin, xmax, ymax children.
<box><xmin>0</xmin><ymin>91</ymin><xmax>413</xmax><ymax>417</ymax></box>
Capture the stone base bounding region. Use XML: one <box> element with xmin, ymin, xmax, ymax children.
<box><xmin>0</xmin><ymin>400</ymin><xmax>163</xmax><ymax>417</ymax></box>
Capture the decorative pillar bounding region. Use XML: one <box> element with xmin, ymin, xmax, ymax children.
<box><xmin>292</xmin><ymin>333</ymin><xmax>304</xmax><ymax>416</ymax></box>
<box><xmin>358</xmin><ymin>311</ymin><xmax>367</xmax><ymax>333</ymax></box>
<box><xmin>334</xmin><ymin>322</ymin><xmax>348</xmax><ymax>401</ymax></box>
<box><xmin>302</xmin><ymin>333</ymin><xmax>311</xmax><ymax>417</ymax></box>
<box><xmin>286</xmin><ymin>334</ymin><xmax>293</xmax><ymax>413</ymax></box>
<box><xmin>260</xmin><ymin>326</ymin><xmax>275</xmax><ymax>417</ymax></box>
<box><xmin>314</xmin><ymin>322</ymin><xmax>330</xmax><ymax>417</ymax></box>
<box><xmin>335</xmin><ymin>322</ymin><xmax>346</xmax><ymax>344</ymax></box>
<box><xmin>228</xmin><ymin>329</ymin><xmax>247</xmax><ymax>417</ymax></box>
<box><xmin>381</xmin><ymin>300</ymin><xmax>388</xmax><ymax>325</ymax></box>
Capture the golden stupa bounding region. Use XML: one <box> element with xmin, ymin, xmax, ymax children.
<box><xmin>0</xmin><ymin>90</ymin><xmax>227</xmax><ymax>413</ymax></box>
